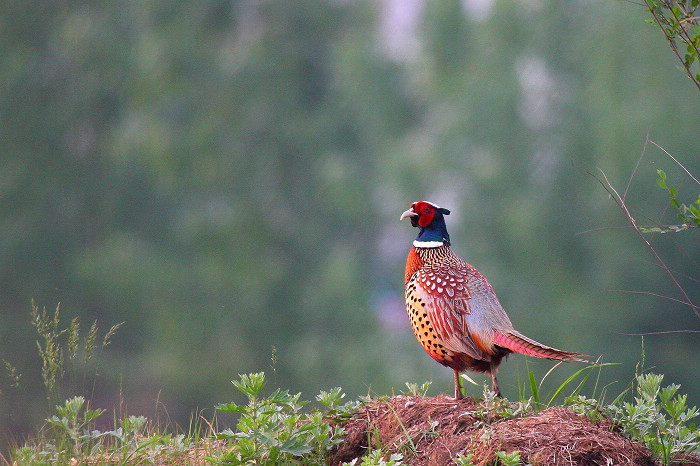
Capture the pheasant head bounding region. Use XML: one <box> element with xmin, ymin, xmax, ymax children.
<box><xmin>400</xmin><ymin>201</ymin><xmax>452</xmax><ymax>247</ymax></box>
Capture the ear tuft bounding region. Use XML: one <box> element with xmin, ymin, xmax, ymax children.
<box><xmin>439</xmin><ymin>208</ymin><xmax>450</xmax><ymax>215</ymax></box>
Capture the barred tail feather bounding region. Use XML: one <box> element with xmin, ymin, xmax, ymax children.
<box><xmin>493</xmin><ymin>331</ymin><xmax>590</xmax><ymax>363</ymax></box>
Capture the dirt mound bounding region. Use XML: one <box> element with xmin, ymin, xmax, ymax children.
<box><xmin>330</xmin><ymin>395</ymin><xmax>700</xmax><ymax>466</ymax></box>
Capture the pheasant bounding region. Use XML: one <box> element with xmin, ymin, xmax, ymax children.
<box><xmin>400</xmin><ymin>200</ymin><xmax>590</xmax><ymax>398</ymax></box>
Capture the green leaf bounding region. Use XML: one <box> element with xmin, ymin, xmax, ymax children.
<box><xmin>317</xmin><ymin>387</ymin><xmax>344</xmax><ymax>408</ymax></box>
<box><xmin>659</xmin><ymin>383</ymin><xmax>680</xmax><ymax>406</ymax></box>
<box><xmin>548</xmin><ymin>365</ymin><xmax>596</xmax><ymax>404</ymax></box>
<box><xmin>529</xmin><ymin>371</ymin><xmax>540</xmax><ymax>405</ymax></box>
<box><xmin>214</xmin><ymin>428</ymin><xmax>239</xmax><ymax>440</ymax></box>
<box><xmin>657</xmin><ymin>170</ymin><xmax>667</xmax><ymax>189</ymax></box>
<box><xmin>279</xmin><ymin>436</ymin><xmax>314</xmax><ymax>456</ymax></box>
<box><xmin>232</xmin><ymin>372</ymin><xmax>267</xmax><ymax>399</ymax></box>
<box><xmin>215</xmin><ymin>402</ymin><xmax>247</xmax><ymax>413</ymax></box>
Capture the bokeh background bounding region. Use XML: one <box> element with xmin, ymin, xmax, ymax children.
<box><xmin>2</xmin><ymin>0</ymin><xmax>699</xmax><ymax>449</ymax></box>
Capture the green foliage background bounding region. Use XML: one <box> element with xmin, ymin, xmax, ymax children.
<box><xmin>1</xmin><ymin>0</ymin><xmax>698</xmax><ymax>446</ymax></box>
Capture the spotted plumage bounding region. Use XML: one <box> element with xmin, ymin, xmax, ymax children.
<box><xmin>401</xmin><ymin>201</ymin><xmax>590</xmax><ymax>398</ymax></box>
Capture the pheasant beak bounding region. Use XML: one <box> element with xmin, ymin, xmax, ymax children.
<box><xmin>400</xmin><ymin>208</ymin><xmax>418</xmax><ymax>221</ymax></box>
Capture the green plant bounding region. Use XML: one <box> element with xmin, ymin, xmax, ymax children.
<box><xmin>343</xmin><ymin>450</ymin><xmax>404</xmax><ymax>466</ymax></box>
<box><xmin>383</xmin><ymin>399</ymin><xmax>440</xmax><ymax>459</ymax></box>
<box><xmin>31</xmin><ymin>301</ymin><xmax>67</xmax><ymax>396</ymax></box>
<box><xmin>10</xmin><ymin>306</ymin><xmax>202</xmax><ymax>465</ymax></box>
<box><xmin>521</xmin><ymin>361</ymin><xmax>617</xmax><ymax>411</ymax></box>
<box><xmin>453</xmin><ymin>452</ymin><xmax>476</xmax><ymax>465</ymax></box>
<box><xmin>566</xmin><ymin>394</ymin><xmax>609</xmax><ymax>424</ymax></box>
<box><xmin>45</xmin><ymin>396</ymin><xmax>106</xmax><ymax>459</ymax></box>
<box><xmin>454</xmin><ymin>449</ymin><xmax>521</xmax><ymax>466</ymax></box>
<box><xmin>28</xmin><ymin>300</ymin><xmax>123</xmax><ymax>401</ymax></box>
<box><xmin>607</xmin><ymin>373</ymin><xmax>700</xmax><ymax>465</ymax></box>
<box><xmin>402</xmin><ymin>381</ymin><xmax>432</xmax><ymax>397</ymax></box>
<box><xmin>2</xmin><ymin>359</ymin><xmax>21</xmax><ymax>390</ymax></box>
<box><xmin>644</xmin><ymin>0</ymin><xmax>700</xmax><ymax>90</ymax></box>
<box><xmin>473</xmin><ymin>386</ymin><xmax>522</xmax><ymax>424</ymax></box>
<box><xmin>215</xmin><ymin>372</ymin><xmax>353</xmax><ymax>465</ymax></box>
<box><xmin>317</xmin><ymin>386</ymin><xmax>360</xmax><ymax>423</ymax></box>
<box><xmin>12</xmin><ymin>395</ymin><xmax>198</xmax><ymax>465</ymax></box>
<box><xmin>640</xmin><ymin>169</ymin><xmax>700</xmax><ymax>233</ymax></box>
<box><xmin>565</xmin><ymin>371</ymin><xmax>700</xmax><ymax>465</ymax></box>
<box><xmin>494</xmin><ymin>450</ymin><xmax>521</xmax><ymax>466</ymax></box>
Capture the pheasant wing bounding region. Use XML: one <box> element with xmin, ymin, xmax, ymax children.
<box><xmin>412</xmin><ymin>261</ymin><xmax>490</xmax><ymax>360</ymax></box>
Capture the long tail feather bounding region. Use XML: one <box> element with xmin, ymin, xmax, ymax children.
<box><xmin>493</xmin><ymin>331</ymin><xmax>590</xmax><ymax>363</ymax></box>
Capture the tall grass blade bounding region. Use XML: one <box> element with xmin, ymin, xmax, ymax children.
<box><xmin>528</xmin><ymin>371</ymin><xmax>540</xmax><ymax>406</ymax></box>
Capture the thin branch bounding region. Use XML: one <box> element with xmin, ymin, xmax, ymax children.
<box><xmin>644</xmin><ymin>0</ymin><xmax>700</xmax><ymax>90</ymax></box>
<box><xmin>586</xmin><ymin>167</ymin><xmax>700</xmax><ymax>319</ymax></box>
<box><xmin>623</xmin><ymin>133</ymin><xmax>649</xmax><ymax>202</ymax></box>
<box><xmin>648</xmin><ymin>139</ymin><xmax>700</xmax><ymax>186</ymax></box>
<box><xmin>609</xmin><ymin>288</ymin><xmax>693</xmax><ymax>307</ymax></box>
<box><xmin>575</xmin><ymin>224</ymin><xmax>699</xmax><ymax>236</ymax></box>
<box><xmin>575</xmin><ymin>225</ymin><xmax>638</xmax><ymax>235</ymax></box>
<box><xmin>624</xmin><ymin>253</ymin><xmax>700</xmax><ymax>284</ymax></box>
<box><xmin>666</xmin><ymin>226</ymin><xmax>700</xmax><ymax>275</ymax></box>
<box><xmin>671</xmin><ymin>3</ymin><xmax>700</xmax><ymax>65</ymax></box>
<box><xmin>615</xmin><ymin>330</ymin><xmax>700</xmax><ymax>335</ymax></box>
<box><xmin>620</xmin><ymin>0</ymin><xmax>647</xmax><ymax>6</ymax></box>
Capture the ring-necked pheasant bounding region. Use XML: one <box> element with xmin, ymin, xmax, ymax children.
<box><xmin>400</xmin><ymin>200</ymin><xmax>590</xmax><ymax>398</ymax></box>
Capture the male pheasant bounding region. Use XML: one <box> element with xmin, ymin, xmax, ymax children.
<box><xmin>400</xmin><ymin>200</ymin><xmax>590</xmax><ymax>398</ymax></box>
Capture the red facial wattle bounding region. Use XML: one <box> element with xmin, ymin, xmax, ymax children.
<box><xmin>413</xmin><ymin>202</ymin><xmax>436</xmax><ymax>228</ymax></box>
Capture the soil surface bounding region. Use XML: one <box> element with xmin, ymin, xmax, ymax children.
<box><xmin>330</xmin><ymin>394</ymin><xmax>700</xmax><ymax>466</ymax></box>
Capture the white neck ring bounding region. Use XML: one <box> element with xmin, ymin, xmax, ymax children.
<box><xmin>413</xmin><ymin>240</ymin><xmax>444</xmax><ymax>248</ymax></box>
